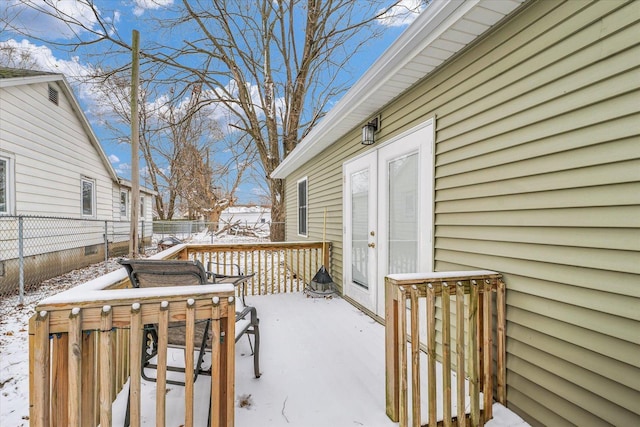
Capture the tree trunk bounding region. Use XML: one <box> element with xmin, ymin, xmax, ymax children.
<box><xmin>269</xmin><ymin>178</ymin><xmax>285</xmax><ymax>242</ymax></box>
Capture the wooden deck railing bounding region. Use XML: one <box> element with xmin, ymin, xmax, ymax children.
<box><xmin>176</xmin><ymin>241</ymin><xmax>331</xmax><ymax>295</ymax></box>
<box><xmin>29</xmin><ymin>282</ymin><xmax>236</xmax><ymax>427</ymax></box>
<box><xmin>385</xmin><ymin>271</ymin><xmax>506</xmax><ymax>427</ymax></box>
<box><xmin>29</xmin><ymin>241</ymin><xmax>330</xmax><ymax>427</ymax></box>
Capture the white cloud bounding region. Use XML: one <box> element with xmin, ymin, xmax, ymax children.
<box><xmin>0</xmin><ymin>39</ymin><xmax>100</xmax><ymax>101</ymax></box>
<box><xmin>114</xmin><ymin>162</ymin><xmax>131</xmax><ymax>177</ymax></box>
<box><xmin>108</xmin><ymin>154</ymin><xmax>120</xmax><ymax>163</ymax></box>
<box><xmin>377</xmin><ymin>0</ymin><xmax>426</xmax><ymax>27</ymax></box>
<box><xmin>0</xmin><ymin>0</ymin><xmax>102</xmax><ymax>40</ymax></box>
<box><xmin>133</xmin><ymin>0</ymin><xmax>174</xmax><ymax>17</ymax></box>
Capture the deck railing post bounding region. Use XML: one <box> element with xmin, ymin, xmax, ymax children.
<box><xmin>385</xmin><ymin>277</ymin><xmax>400</xmax><ymax>421</ymax></box>
<box><xmin>31</xmin><ymin>310</ymin><xmax>51</xmax><ymax>427</ymax></box>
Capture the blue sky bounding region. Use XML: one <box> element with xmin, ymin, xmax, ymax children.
<box><xmin>0</xmin><ymin>0</ymin><xmax>423</xmax><ymax>204</ymax></box>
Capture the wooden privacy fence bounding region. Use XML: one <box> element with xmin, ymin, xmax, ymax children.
<box><xmin>180</xmin><ymin>241</ymin><xmax>331</xmax><ymax>295</ymax></box>
<box><xmin>29</xmin><ymin>281</ymin><xmax>236</xmax><ymax>427</ymax></box>
<box><xmin>385</xmin><ymin>271</ymin><xmax>506</xmax><ymax>427</ymax></box>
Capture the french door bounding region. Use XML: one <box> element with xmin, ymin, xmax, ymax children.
<box><xmin>344</xmin><ymin>121</ymin><xmax>434</xmax><ymax>316</ymax></box>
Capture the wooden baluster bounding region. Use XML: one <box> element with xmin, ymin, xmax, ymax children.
<box><xmin>129</xmin><ymin>303</ymin><xmax>142</xmax><ymax>427</ymax></box>
<box><xmin>156</xmin><ymin>301</ymin><xmax>169</xmax><ymax>427</ymax></box>
<box><xmin>99</xmin><ymin>306</ymin><xmax>113</xmax><ymax>427</ymax></box>
<box><xmin>410</xmin><ymin>286</ymin><xmax>421</xmax><ymax>427</ymax></box>
<box><xmin>427</xmin><ymin>284</ymin><xmax>437</xmax><ymax>427</ymax></box>
<box><xmin>456</xmin><ymin>282</ymin><xmax>465</xmax><ymax>427</ymax></box>
<box><xmin>68</xmin><ymin>308</ymin><xmax>82</xmax><ymax>427</ymax></box>
<box><xmin>52</xmin><ymin>331</ymin><xmax>69</xmax><ymax>427</ymax></box>
<box><xmin>398</xmin><ymin>286</ymin><xmax>408</xmax><ymax>427</ymax></box>
<box><xmin>442</xmin><ymin>283</ymin><xmax>452</xmax><ymax>427</ymax></box>
<box><xmin>210</xmin><ymin>297</ymin><xmax>222</xmax><ymax>427</ymax></box>
<box><xmin>483</xmin><ymin>279</ymin><xmax>493</xmax><ymax>421</ymax></box>
<box><xmin>469</xmin><ymin>281</ymin><xmax>480</xmax><ymax>426</ymax></box>
<box><xmin>496</xmin><ymin>279</ymin><xmax>507</xmax><ymax>405</ymax></box>
<box><xmin>184</xmin><ymin>299</ymin><xmax>196</xmax><ymax>427</ymax></box>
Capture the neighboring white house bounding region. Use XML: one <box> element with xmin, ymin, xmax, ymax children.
<box><xmin>0</xmin><ymin>67</ymin><xmax>155</xmax><ymax>292</ymax></box>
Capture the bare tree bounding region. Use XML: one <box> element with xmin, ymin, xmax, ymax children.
<box><xmin>87</xmin><ymin>68</ymin><xmax>253</xmax><ymax>220</ymax></box>
<box><xmin>1</xmin><ymin>0</ymin><xmax>408</xmax><ymax>240</ymax></box>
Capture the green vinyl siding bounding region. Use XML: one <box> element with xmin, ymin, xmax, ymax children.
<box><xmin>283</xmin><ymin>0</ymin><xmax>640</xmax><ymax>425</ymax></box>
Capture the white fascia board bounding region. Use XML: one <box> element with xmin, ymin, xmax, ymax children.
<box><xmin>0</xmin><ymin>73</ymin><xmax>62</xmax><ymax>88</ymax></box>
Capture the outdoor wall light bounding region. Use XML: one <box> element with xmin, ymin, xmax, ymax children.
<box><xmin>361</xmin><ymin>117</ymin><xmax>379</xmax><ymax>146</ymax></box>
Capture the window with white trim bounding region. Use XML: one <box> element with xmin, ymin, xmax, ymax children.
<box><xmin>120</xmin><ymin>190</ymin><xmax>128</xmax><ymax>218</ymax></box>
<box><xmin>0</xmin><ymin>154</ymin><xmax>14</xmax><ymax>215</ymax></box>
<box><xmin>81</xmin><ymin>177</ymin><xmax>95</xmax><ymax>217</ymax></box>
<box><xmin>297</xmin><ymin>177</ymin><xmax>308</xmax><ymax>236</ymax></box>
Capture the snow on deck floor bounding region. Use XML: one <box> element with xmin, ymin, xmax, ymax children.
<box><xmin>113</xmin><ymin>292</ymin><xmax>528</xmax><ymax>426</ymax></box>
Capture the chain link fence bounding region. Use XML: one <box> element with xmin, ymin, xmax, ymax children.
<box><xmin>0</xmin><ymin>217</ymin><xmax>279</xmax><ymax>313</ymax></box>
<box><xmin>0</xmin><ymin>215</ymin><xmax>152</xmax><ymax>308</ymax></box>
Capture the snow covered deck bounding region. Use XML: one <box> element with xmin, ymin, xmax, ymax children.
<box><xmin>234</xmin><ymin>293</ymin><xmax>394</xmax><ymax>427</ymax></box>
<box><xmin>109</xmin><ymin>292</ymin><xmax>526</xmax><ymax>426</ymax></box>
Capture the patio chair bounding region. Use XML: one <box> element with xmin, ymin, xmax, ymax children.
<box><xmin>119</xmin><ymin>258</ymin><xmax>261</xmax><ymax>382</ymax></box>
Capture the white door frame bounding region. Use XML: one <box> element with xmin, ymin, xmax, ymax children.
<box><xmin>343</xmin><ymin>119</ymin><xmax>434</xmax><ymax>316</ymax></box>
<box><xmin>343</xmin><ymin>153</ymin><xmax>377</xmax><ymax>311</ymax></box>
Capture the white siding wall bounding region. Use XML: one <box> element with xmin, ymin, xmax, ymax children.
<box><xmin>0</xmin><ymin>81</ymin><xmax>113</xmax><ymax>218</ymax></box>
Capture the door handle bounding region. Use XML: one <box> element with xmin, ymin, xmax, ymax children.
<box><xmin>368</xmin><ymin>242</ymin><xmax>376</xmax><ymax>248</ymax></box>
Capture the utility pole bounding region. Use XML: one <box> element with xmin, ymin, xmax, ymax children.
<box><xmin>129</xmin><ymin>29</ymin><xmax>140</xmax><ymax>257</ymax></box>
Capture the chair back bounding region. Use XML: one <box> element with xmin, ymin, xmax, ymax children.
<box><xmin>118</xmin><ymin>259</ymin><xmax>208</xmax><ymax>288</ymax></box>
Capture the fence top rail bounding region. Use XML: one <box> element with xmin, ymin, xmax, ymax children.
<box><xmin>386</xmin><ymin>270</ymin><xmax>501</xmax><ymax>286</ymax></box>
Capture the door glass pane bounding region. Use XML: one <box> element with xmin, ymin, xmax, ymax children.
<box><xmin>351</xmin><ymin>169</ymin><xmax>369</xmax><ymax>288</ymax></box>
<box><xmin>388</xmin><ymin>153</ymin><xmax>418</xmax><ymax>274</ymax></box>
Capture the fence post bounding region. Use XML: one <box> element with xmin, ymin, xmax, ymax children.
<box><xmin>18</xmin><ymin>216</ymin><xmax>24</xmax><ymax>304</ymax></box>
<box><xmin>104</xmin><ymin>221</ymin><xmax>108</xmax><ymax>265</ymax></box>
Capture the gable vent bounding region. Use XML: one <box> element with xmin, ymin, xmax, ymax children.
<box><xmin>48</xmin><ymin>85</ymin><xmax>59</xmax><ymax>105</ymax></box>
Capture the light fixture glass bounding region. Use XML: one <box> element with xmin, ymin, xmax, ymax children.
<box><xmin>361</xmin><ymin>117</ymin><xmax>378</xmax><ymax>145</ymax></box>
